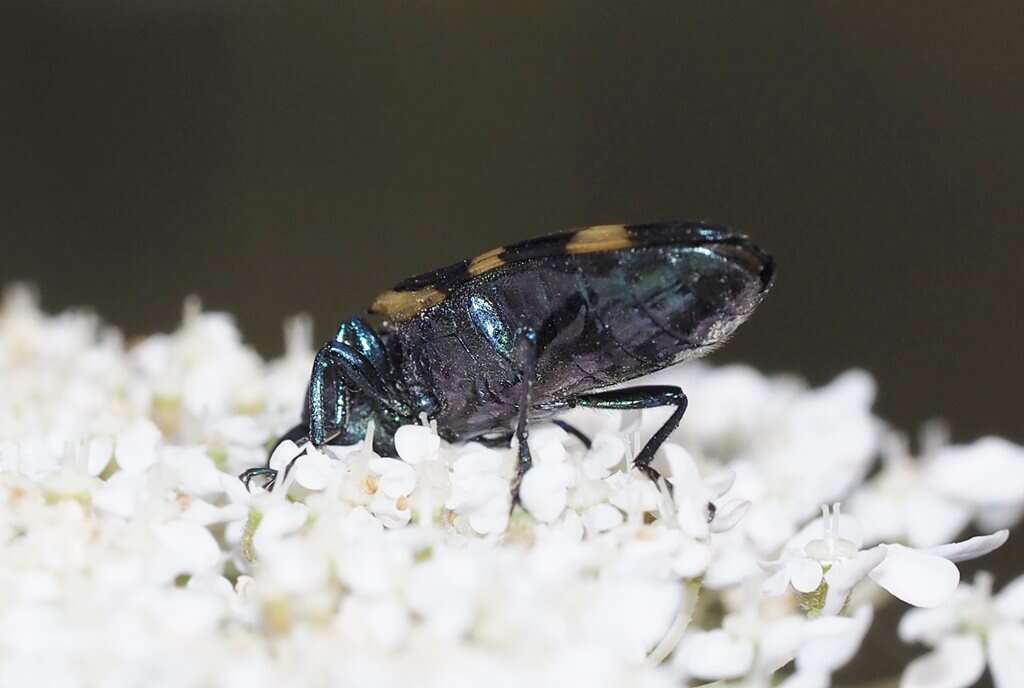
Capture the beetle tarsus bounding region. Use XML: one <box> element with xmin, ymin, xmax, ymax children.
<box><xmin>551</xmin><ymin>419</ymin><xmax>592</xmax><ymax>450</ymax></box>
<box><xmin>238</xmin><ymin>424</ymin><xmax>311</xmax><ymax>493</ymax></box>
<box><xmin>239</xmin><ymin>466</ymin><xmax>278</xmax><ymax>492</ymax></box>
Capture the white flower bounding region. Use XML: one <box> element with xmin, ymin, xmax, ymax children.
<box><xmin>582</xmin><ymin>503</ymin><xmax>624</xmax><ymax>533</ymax></box>
<box><xmin>218</xmin><ymin>468</ymin><xmax>309</xmax><ymax>558</ymax></box>
<box><xmin>847</xmin><ymin>433</ymin><xmax>972</xmax><ymax>548</ymax></box>
<box><xmin>405</xmin><ymin>550</ymin><xmax>483</xmax><ymax>638</ymax></box>
<box><xmin>394</xmin><ymin>424</ymin><xmax>441</xmax><ymax>464</ymax></box>
<box><xmin>681</xmin><ymin>367</ymin><xmax>881</xmax><ymax>556</ymax></box>
<box><xmin>264</xmin><ymin>313</ymin><xmax>315</xmax><ymax>414</ymax></box>
<box><xmin>393</xmin><ymin>423</ymin><xmax>451</xmax><ymax>524</ymax></box>
<box><xmin>291</xmin><ymin>445</ymin><xmax>335</xmax><ymax>491</ymax></box>
<box><xmin>663</xmin><ymin>443</ymin><xmax>750</xmax><ymax>539</ymax></box>
<box><xmin>151</xmin><ymin>520</ymin><xmax>223</xmax><ymax>583</ymax></box>
<box><xmin>850</xmin><ymin>432</ymin><xmax>1024</xmax><ymax>548</ymax></box>
<box><xmin>3</xmin><ymin>288</ymin><xmax>1020</xmax><ymax>688</ymax></box>
<box><xmin>674</xmin><ymin>586</ymin><xmax>873</xmax><ymax>686</ymax></box>
<box><xmin>93</xmin><ymin>470</ymin><xmax>147</xmax><ymax>518</ymax></box>
<box><xmin>900</xmin><ymin>571</ymin><xmax>1024</xmax><ymax>688</ymax></box>
<box><xmin>518</xmin><ymin>426</ymin><xmax>578</xmax><ymax>523</ymax></box>
<box><xmin>581</xmin><ymin>432</ymin><xmax>627</xmax><ymax>479</ymax></box>
<box><xmin>925</xmin><ymin>437</ymin><xmax>1024</xmax><ymax>531</ymax></box>
<box><xmin>368</xmin><ymin>457</ymin><xmax>416</xmax><ymax>527</ymax></box>
<box><xmin>114</xmin><ymin>419</ymin><xmax>162</xmax><ymax>473</ymax></box>
<box><xmin>606</xmin><ymin>470</ymin><xmax>661</xmax><ymax>520</ymax></box>
<box><xmin>446</xmin><ymin>446</ymin><xmax>510</xmax><ymax>534</ymax></box>
<box><xmin>763</xmin><ymin>503</ymin><xmax>1009</xmax><ymax>616</ymax></box>
<box><xmin>521</xmin><ymin>461</ymin><xmax>575</xmax><ymax>523</ymax></box>
<box><xmin>85</xmin><ymin>435</ymin><xmax>114</xmax><ymax>476</ymax></box>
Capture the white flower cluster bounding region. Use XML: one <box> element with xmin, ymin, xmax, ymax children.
<box><xmin>0</xmin><ymin>285</ymin><xmax>1021</xmax><ymax>688</ymax></box>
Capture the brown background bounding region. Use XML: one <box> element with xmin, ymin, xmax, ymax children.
<box><xmin>2</xmin><ymin>4</ymin><xmax>1022</xmax><ymax>682</ymax></box>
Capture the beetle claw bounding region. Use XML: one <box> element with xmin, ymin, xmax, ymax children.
<box><xmin>239</xmin><ymin>466</ymin><xmax>278</xmax><ymax>492</ymax></box>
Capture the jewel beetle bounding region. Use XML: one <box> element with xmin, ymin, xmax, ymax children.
<box><xmin>241</xmin><ymin>222</ymin><xmax>774</xmax><ymax>499</ymax></box>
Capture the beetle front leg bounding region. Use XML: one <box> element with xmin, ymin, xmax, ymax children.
<box><xmin>308</xmin><ymin>339</ymin><xmax>413</xmax><ymax>445</ymax></box>
<box><xmin>570</xmin><ymin>385</ymin><xmax>688</xmax><ymax>485</ymax></box>
<box><xmin>239</xmin><ymin>424</ymin><xmax>311</xmax><ymax>491</ymax></box>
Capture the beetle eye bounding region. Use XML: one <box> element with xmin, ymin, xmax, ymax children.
<box><xmin>468</xmin><ymin>295</ymin><xmax>513</xmax><ymax>359</ymax></box>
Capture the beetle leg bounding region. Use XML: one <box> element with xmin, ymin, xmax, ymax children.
<box><xmin>239</xmin><ymin>466</ymin><xmax>279</xmax><ymax>491</ymax></box>
<box><xmin>308</xmin><ymin>340</ymin><xmax>411</xmax><ymax>446</ymax></box>
<box><xmin>472</xmin><ymin>431</ymin><xmax>515</xmax><ymax>448</ymax></box>
<box><xmin>509</xmin><ymin>328</ymin><xmax>539</xmax><ymax>509</ymax></box>
<box><xmin>570</xmin><ymin>385</ymin><xmax>688</xmax><ymax>485</ymax></box>
<box><xmin>334</xmin><ymin>316</ymin><xmax>392</xmax><ymax>383</ymax></box>
<box><xmin>237</xmin><ymin>424</ymin><xmax>312</xmax><ymax>491</ymax></box>
<box><xmin>235</xmin><ymin>425</ymin><xmax>307</xmax><ymax>491</ymax></box>
<box><xmin>550</xmin><ymin>419</ymin><xmax>592</xmax><ymax>450</ymax></box>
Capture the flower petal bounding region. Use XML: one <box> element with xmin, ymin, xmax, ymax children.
<box><xmin>870</xmin><ymin>544</ymin><xmax>959</xmax><ymax>608</ymax></box>
<box><xmin>582</xmin><ymin>503</ymin><xmax>623</xmax><ymax>533</ymax></box>
<box><xmin>977</xmin><ymin>502</ymin><xmax>1024</xmax><ymax>531</ymax></box>
<box><xmin>704</xmin><ymin>538</ymin><xmax>759</xmax><ymax>589</ymax></box>
<box><xmin>267</xmin><ymin>440</ymin><xmax>301</xmax><ymax>472</ymax></box>
<box><xmin>671</xmin><ymin>537</ymin><xmax>712</xmax><ymax>579</ymax></box>
<box><xmin>370</xmin><ymin>457</ymin><xmax>417</xmax><ymax>497</ymax></box>
<box><xmin>114</xmin><ymin>419</ymin><xmax>161</xmax><ymax>473</ymax></box>
<box><xmin>777</xmin><ymin>670</ymin><xmax>829</xmax><ymax>688</ymax></box>
<box><xmin>901</xmin><ymin>634</ymin><xmax>985</xmax><ymax>688</ymax></box>
<box><xmin>787</xmin><ymin>511</ymin><xmax>863</xmax><ymax>552</ymax></box>
<box><xmin>253</xmin><ymin>501</ymin><xmax>309</xmax><ymax>550</ymax></box>
<box><xmin>822</xmin><ymin>547</ymin><xmax>886</xmax><ymax>615</ymax></box>
<box><xmin>926</xmin><ymin>437</ymin><xmax>1024</xmax><ymax>506</ymax></box>
<box><xmin>294</xmin><ymin>448</ymin><xmax>333</xmax><ymax>491</ymax></box>
<box><xmin>797</xmin><ymin>605</ymin><xmax>873</xmax><ymax>673</ymax></box>
<box><xmin>674</xmin><ymin>629</ymin><xmax>755</xmax><ymax>680</ymax></box>
<box><xmin>710</xmin><ymin>498</ymin><xmax>750</xmax><ymax>533</ymax></box>
<box><xmin>86</xmin><ymin>435</ymin><xmax>114</xmax><ymax>476</ymax></box>
<box><xmin>925</xmin><ymin>530</ymin><xmax>1009</xmax><ymax>563</ymax></box>
<box><xmin>995</xmin><ymin>574</ymin><xmax>1024</xmax><ymax>621</ymax></box>
<box><xmin>153</xmin><ymin>521</ymin><xmax>222</xmax><ymax>582</ymax></box>
<box><xmin>988</xmin><ymin>622</ymin><xmax>1024</xmax><ymax>688</ymax></box>
<box><xmin>763</xmin><ymin>567</ymin><xmax>793</xmax><ymax>597</ymax></box>
<box><xmin>663</xmin><ymin>443</ymin><xmax>700</xmax><ymax>488</ymax></box>
<box><xmin>704</xmin><ymin>468</ymin><xmax>736</xmax><ymax>498</ymax></box>
<box><xmin>903</xmin><ymin>491</ymin><xmax>972</xmax><ymax>549</ymax></box>
<box><xmin>581</xmin><ymin>433</ymin><xmax>626</xmax><ymax>479</ymax></box>
<box><xmin>759</xmin><ymin>616</ymin><xmax>807</xmax><ymax>673</ymax></box>
<box><xmin>791</xmin><ymin>558</ymin><xmax>825</xmax><ymax>593</ymax></box>
<box><xmin>899</xmin><ymin>603</ymin><xmax>960</xmax><ymax>645</ymax></box>
<box><xmin>520</xmin><ymin>463</ymin><xmax>573</xmax><ymax>523</ymax></box>
<box><xmin>826</xmin><ymin>546</ymin><xmax>886</xmax><ymax>591</ymax></box>
<box><xmin>394</xmin><ymin>424</ymin><xmax>440</xmax><ymax>465</ymax></box>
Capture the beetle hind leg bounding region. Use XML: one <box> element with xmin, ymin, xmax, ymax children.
<box><xmin>509</xmin><ymin>328</ymin><xmax>540</xmax><ymax>510</ymax></box>
<box><xmin>473</xmin><ymin>431</ymin><xmax>515</xmax><ymax>448</ymax></box>
<box><xmin>570</xmin><ymin>385</ymin><xmax>688</xmax><ymax>485</ymax></box>
<box><xmin>550</xmin><ymin>419</ymin><xmax>592</xmax><ymax>450</ymax></box>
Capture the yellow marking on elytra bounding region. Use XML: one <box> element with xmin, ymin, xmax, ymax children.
<box><xmin>370</xmin><ymin>287</ymin><xmax>446</xmax><ymax>321</ymax></box>
<box><xmin>468</xmin><ymin>246</ymin><xmax>506</xmax><ymax>275</ymax></box>
<box><xmin>566</xmin><ymin>224</ymin><xmax>633</xmax><ymax>253</ymax></box>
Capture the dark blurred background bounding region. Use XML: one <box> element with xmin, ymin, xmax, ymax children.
<box><xmin>4</xmin><ymin>2</ymin><xmax>1022</xmax><ymax>445</ymax></box>
<box><xmin>2</xmin><ymin>3</ymin><xmax>1022</xmax><ymax>683</ymax></box>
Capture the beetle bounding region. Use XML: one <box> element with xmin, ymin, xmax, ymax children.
<box><xmin>240</xmin><ymin>221</ymin><xmax>774</xmax><ymax>501</ymax></box>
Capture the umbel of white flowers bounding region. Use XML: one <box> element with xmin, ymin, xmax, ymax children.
<box><xmin>0</xmin><ymin>285</ymin><xmax>1021</xmax><ymax>688</ymax></box>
